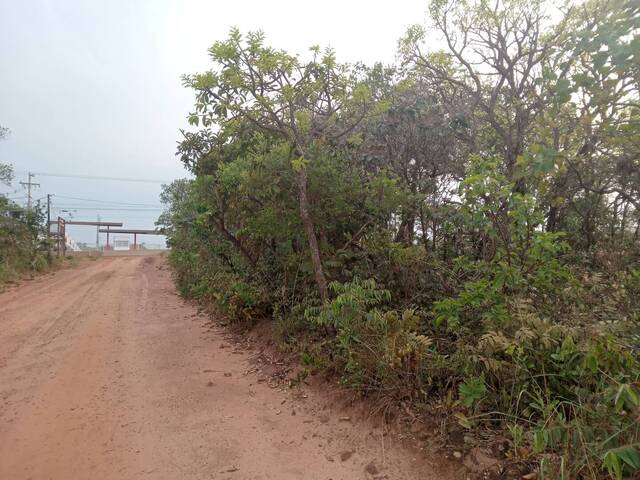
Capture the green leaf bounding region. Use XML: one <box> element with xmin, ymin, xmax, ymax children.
<box><xmin>291</xmin><ymin>157</ymin><xmax>309</xmax><ymax>172</ymax></box>
<box><xmin>459</xmin><ymin>376</ymin><xmax>487</xmax><ymax>408</ymax></box>
<box><xmin>616</xmin><ymin>446</ymin><xmax>640</xmax><ymax>470</ymax></box>
<box><xmin>533</xmin><ymin>430</ymin><xmax>546</xmax><ymax>453</ymax></box>
<box><xmin>604</xmin><ymin>446</ymin><xmax>640</xmax><ymax>479</ymax></box>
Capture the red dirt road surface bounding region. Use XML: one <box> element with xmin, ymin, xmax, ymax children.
<box><xmin>0</xmin><ymin>255</ymin><xmax>440</xmax><ymax>479</ymax></box>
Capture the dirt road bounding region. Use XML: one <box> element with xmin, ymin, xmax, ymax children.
<box><xmin>0</xmin><ymin>255</ymin><xmax>439</xmax><ymax>479</ymax></box>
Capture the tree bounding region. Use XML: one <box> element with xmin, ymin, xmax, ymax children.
<box><xmin>0</xmin><ymin>126</ymin><xmax>11</xmax><ymax>187</ymax></box>
<box><xmin>401</xmin><ymin>0</ymin><xmax>570</xmax><ymax>184</ymax></box>
<box><xmin>182</xmin><ymin>30</ymin><xmax>381</xmax><ymax>302</ymax></box>
<box><xmin>358</xmin><ymin>83</ymin><xmax>466</xmax><ymax>247</ymax></box>
<box><xmin>0</xmin><ymin>164</ymin><xmax>11</xmax><ymax>187</ymax></box>
<box><xmin>551</xmin><ymin>0</ymin><xmax>640</xmax><ymax>244</ymax></box>
<box><xmin>399</xmin><ymin>0</ymin><xmax>640</xmax><ymax>250</ymax></box>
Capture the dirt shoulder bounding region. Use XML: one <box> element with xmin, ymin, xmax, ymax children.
<box><xmin>0</xmin><ymin>254</ymin><xmax>450</xmax><ymax>479</ymax></box>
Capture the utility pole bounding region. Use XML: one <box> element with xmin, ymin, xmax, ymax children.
<box><xmin>19</xmin><ymin>172</ymin><xmax>40</xmax><ymax>209</ymax></box>
<box><xmin>96</xmin><ymin>214</ymin><xmax>100</xmax><ymax>250</ymax></box>
<box><xmin>47</xmin><ymin>194</ymin><xmax>52</xmax><ymax>257</ymax></box>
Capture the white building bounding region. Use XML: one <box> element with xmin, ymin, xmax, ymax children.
<box><xmin>113</xmin><ymin>237</ymin><xmax>130</xmax><ymax>251</ymax></box>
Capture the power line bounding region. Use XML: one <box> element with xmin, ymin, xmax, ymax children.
<box><xmin>69</xmin><ymin>214</ymin><xmax>160</xmax><ymax>220</ymax></box>
<box><xmin>52</xmin><ymin>194</ymin><xmax>162</xmax><ymax>207</ymax></box>
<box><xmin>52</xmin><ymin>206</ymin><xmax>163</xmax><ymax>211</ymax></box>
<box><xmin>14</xmin><ymin>170</ymin><xmax>175</xmax><ymax>184</ymax></box>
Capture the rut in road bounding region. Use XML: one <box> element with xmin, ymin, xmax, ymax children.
<box><xmin>0</xmin><ymin>254</ymin><xmax>444</xmax><ymax>480</ymax></box>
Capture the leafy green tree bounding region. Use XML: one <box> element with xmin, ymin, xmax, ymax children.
<box><xmin>0</xmin><ymin>125</ymin><xmax>11</xmax><ymax>186</ymax></box>
<box><xmin>548</xmin><ymin>0</ymin><xmax>640</xmax><ymax>246</ymax></box>
<box><xmin>401</xmin><ymin>0</ymin><xmax>568</xmax><ymax>183</ymax></box>
<box><xmin>0</xmin><ymin>164</ymin><xmax>11</xmax><ymax>187</ymax></box>
<box><xmin>182</xmin><ymin>29</ymin><xmax>383</xmax><ymax>301</ymax></box>
<box><xmin>358</xmin><ymin>85</ymin><xmax>466</xmax><ymax>247</ymax></box>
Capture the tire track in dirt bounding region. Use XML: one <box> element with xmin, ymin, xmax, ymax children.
<box><xmin>0</xmin><ymin>260</ymin><xmax>122</xmax><ymax>368</ymax></box>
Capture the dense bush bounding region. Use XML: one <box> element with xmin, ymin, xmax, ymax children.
<box><xmin>0</xmin><ymin>162</ymin><xmax>52</xmax><ymax>282</ymax></box>
<box><xmin>160</xmin><ymin>1</ymin><xmax>640</xmax><ymax>477</ymax></box>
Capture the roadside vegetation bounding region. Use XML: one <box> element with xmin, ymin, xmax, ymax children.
<box><xmin>0</xmin><ymin>127</ymin><xmax>52</xmax><ymax>283</ymax></box>
<box><xmin>159</xmin><ymin>1</ymin><xmax>640</xmax><ymax>477</ymax></box>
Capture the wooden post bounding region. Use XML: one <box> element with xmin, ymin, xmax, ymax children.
<box><xmin>61</xmin><ymin>218</ymin><xmax>67</xmax><ymax>257</ymax></box>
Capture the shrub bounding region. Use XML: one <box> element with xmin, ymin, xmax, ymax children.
<box><xmin>306</xmin><ymin>278</ymin><xmax>433</xmax><ymax>398</ymax></box>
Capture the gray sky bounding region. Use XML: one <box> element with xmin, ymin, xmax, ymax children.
<box><xmin>0</xmin><ymin>0</ymin><xmax>428</xmax><ymax>245</ymax></box>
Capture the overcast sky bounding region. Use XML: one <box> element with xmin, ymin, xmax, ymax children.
<box><xmin>0</xmin><ymin>0</ymin><xmax>429</xmax><ymax>244</ymax></box>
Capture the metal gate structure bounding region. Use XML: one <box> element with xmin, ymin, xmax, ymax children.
<box><xmin>49</xmin><ymin>218</ymin><xmax>123</xmax><ymax>256</ymax></box>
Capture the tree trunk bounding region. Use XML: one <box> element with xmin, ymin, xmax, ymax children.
<box><xmin>546</xmin><ymin>205</ymin><xmax>558</xmax><ymax>232</ymax></box>
<box><xmin>394</xmin><ymin>211</ymin><xmax>415</xmax><ymax>245</ymax></box>
<box><xmin>216</xmin><ymin>210</ymin><xmax>256</xmax><ymax>270</ymax></box>
<box><xmin>621</xmin><ymin>201</ymin><xmax>629</xmax><ymax>240</ymax></box>
<box><xmin>296</xmin><ymin>167</ymin><xmax>329</xmax><ymax>303</ymax></box>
